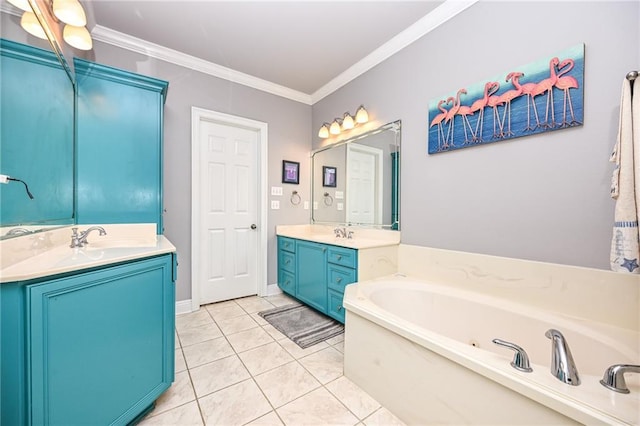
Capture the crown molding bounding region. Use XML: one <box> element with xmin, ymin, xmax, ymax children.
<box><xmin>309</xmin><ymin>0</ymin><xmax>480</xmax><ymax>104</ymax></box>
<box><xmin>91</xmin><ymin>25</ymin><xmax>313</xmax><ymax>105</ymax></box>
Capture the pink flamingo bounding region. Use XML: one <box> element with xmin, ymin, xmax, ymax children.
<box><xmin>467</xmin><ymin>81</ymin><xmax>499</xmax><ymax>143</ymax></box>
<box><xmin>487</xmin><ymin>89</ymin><xmax>506</xmax><ymax>139</ymax></box>
<box><xmin>497</xmin><ymin>72</ymin><xmax>524</xmax><ymax>137</ymax></box>
<box><xmin>514</xmin><ymin>74</ymin><xmax>541</xmax><ymax>132</ymax></box>
<box><xmin>531</xmin><ymin>57</ymin><xmax>560</xmax><ymax>129</ymax></box>
<box><xmin>455</xmin><ymin>90</ymin><xmax>480</xmax><ymax>144</ymax></box>
<box><xmin>430</xmin><ymin>98</ymin><xmax>453</xmax><ymax>151</ymax></box>
<box><xmin>554</xmin><ymin>58</ymin><xmax>581</xmax><ymax>127</ymax></box>
<box><xmin>443</xmin><ymin>88</ymin><xmax>466</xmax><ymax>148</ymax></box>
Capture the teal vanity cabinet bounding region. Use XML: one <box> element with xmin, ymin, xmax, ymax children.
<box><xmin>75</xmin><ymin>59</ymin><xmax>169</xmax><ymax>234</ymax></box>
<box><xmin>277</xmin><ymin>236</ymin><xmax>357</xmax><ymax>323</ymax></box>
<box><xmin>0</xmin><ymin>253</ymin><xmax>176</xmax><ymax>425</ymax></box>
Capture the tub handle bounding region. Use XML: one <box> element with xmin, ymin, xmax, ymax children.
<box><xmin>600</xmin><ymin>364</ymin><xmax>640</xmax><ymax>394</ymax></box>
<box><xmin>492</xmin><ymin>339</ymin><xmax>533</xmax><ymax>373</ymax></box>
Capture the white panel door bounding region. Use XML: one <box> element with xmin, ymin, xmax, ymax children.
<box><xmin>346</xmin><ymin>144</ymin><xmax>383</xmax><ymax>225</ymax></box>
<box><xmin>198</xmin><ymin>120</ymin><xmax>258</xmax><ymax>304</ymax></box>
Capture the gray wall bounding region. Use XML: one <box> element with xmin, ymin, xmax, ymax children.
<box><xmin>313</xmin><ymin>1</ymin><xmax>639</xmax><ymax>270</ymax></box>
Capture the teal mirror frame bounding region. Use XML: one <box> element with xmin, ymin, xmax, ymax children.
<box><xmin>0</xmin><ymin>39</ymin><xmax>75</xmax><ymax>232</ymax></box>
<box><xmin>311</xmin><ymin>120</ymin><xmax>401</xmax><ymax>229</ymax></box>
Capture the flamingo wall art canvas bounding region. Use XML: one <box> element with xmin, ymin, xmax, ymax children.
<box><xmin>427</xmin><ymin>43</ymin><xmax>584</xmax><ymax>154</ymax></box>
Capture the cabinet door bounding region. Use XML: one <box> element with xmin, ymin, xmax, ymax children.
<box><xmin>27</xmin><ymin>255</ymin><xmax>175</xmax><ymax>425</ymax></box>
<box><xmin>75</xmin><ymin>59</ymin><xmax>168</xmax><ymax>234</ymax></box>
<box><xmin>296</xmin><ymin>241</ymin><xmax>327</xmax><ymax>313</ymax></box>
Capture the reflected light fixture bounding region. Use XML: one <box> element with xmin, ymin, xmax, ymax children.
<box><xmin>317</xmin><ymin>105</ymin><xmax>369</xmax><ymax>139</ymax></box>
<box><xmin>20</xmin><ymin>11</ymin><xmax>47</xmax><ymax>39</ymax></box>
<box><xmin>318</xmin><ymin>123</ymin><xmax>330</xmax><ymax>139</ymax></box>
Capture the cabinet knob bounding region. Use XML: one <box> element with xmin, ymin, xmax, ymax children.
<box><xmin>337</xmin><ymin>305</ymin><xmax>343</xmax><ymax>311</ymax></box>
<box><xmin>336</xmin><ymin>277</ymin><xmax>342</xmax><ymax>283</ymax></box>
<box><xmin>337</xmin><ymin>255</ymin><xmax>342</xmax><ymax>260</ymax></box>
<box><xmin>285</xmin><ymin>259</ymin><xmax>290</xmax><ymax>264</ymax></box>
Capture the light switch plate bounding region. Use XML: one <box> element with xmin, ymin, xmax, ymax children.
<box><xmin>337</xmin><ymin>202</ymin><xmax>344</xmax><ymax>211</ymax></box>
<box><xmin>271</xmin><ymin>186</ymin><xmax>283</xmax><ymax>196</ymax></box>
<box><xmin>313</xmin><ymin>201</ymin><xmax>318</xmax><ymax>210</ymax></box>
<box><xmin>335</xmin><ymin>191</ymin><xmax>344</xmax><ymax>199</ymax></box>
<box><xmin>271</xmin><ymin>200</ymin><xmax>280</xmax><ymax>209</ymax></box>
<box><xmin>303</xmin><ymin>201</ymin><xmax>309</xmax><ymax>210</ymax></box>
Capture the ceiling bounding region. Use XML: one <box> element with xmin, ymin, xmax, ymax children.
<box><xmin>86</xmin><ymin>1</ymin><xmax>444</xmax><ymax>97</ymax></box>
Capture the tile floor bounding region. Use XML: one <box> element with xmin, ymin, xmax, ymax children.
<box><xmin>140</xmin><ymin>293</ymin><xmax>405</xmax><ymax>426</ymax></box>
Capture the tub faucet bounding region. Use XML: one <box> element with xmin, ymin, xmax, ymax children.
<box><xmin>600</xmin><ymin>364</ymin><xmax>640</xmax><ymax>394</ymax></box>
<box><xmin>70</xmin><ymin>226</ymin><xmax>107</xmax><ymax>248</ymax></box>
<box><xmin>545</xmin><ymin>329</ymin><xmax>580</xmax><ymax>386</ymax></box>
<box><xmin>492</xmin><ymin>339</ymin><xmax>533</xmax><ymax>372</ymax></box>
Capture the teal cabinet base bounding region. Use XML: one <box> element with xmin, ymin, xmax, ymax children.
<box><xmin>276</xmin><ymin>236</ymin><xmax>357</xmax><ymax>324</ymax></box>
<box><xmin>1</xmin><ymin>254</ymin><xmax>176</xmax><ymax>426</ymax></box>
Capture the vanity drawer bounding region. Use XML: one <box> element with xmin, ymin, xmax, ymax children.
<box><xmin>328</xmin><ymin>264</ymin><xmax>356</xmax><ymax>293</ymax></box>
<box><xmin>278</xmin><ymin>270</ymin><xmax>295</xmax><ymax>296</ymax></box>
<box><xmin>327</xmin><ymin>247</ymin><xmax>357</xmax><ymax>269</ymax></box>
<box><xmin>278</xmin><ymin>250</ymin><xmax>296</xmax><ymax>274</ymax></box>
<box><xmin>327</xmin><ymin>289</ymin><xmax>346</xmax><ymax>323</ymax></box>
<box><xmin>278</xmin><ymin>237</ymin><xmax>296</xmax><ymax>253</ymax></box>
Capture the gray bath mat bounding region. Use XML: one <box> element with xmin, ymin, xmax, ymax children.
<box><xmin>258</xmin><ymin>303</ymin><xmax>344</xmax><ymax>349</ymax></box>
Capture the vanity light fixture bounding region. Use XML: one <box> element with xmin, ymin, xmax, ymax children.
<box><xmin>341</xmin><ymin>113</ymin><xmax>354</xmax><ymax>130</ymax></box>
<box><xmin>329</xmin><ymin>119</ymin><xmax>342</xmax><ymax>135</ymax></box>
<box><xmin>13</xmin><ymin>0</ymin><xmax>93</xmax><ymax>51</ymax></box>
<box><xmin>318</xmin><ymin>105</ymin><xmax>369</xmax><ymax>139</ymax></box>
<box><xmin>21</xmin><ymin>11</ymin><xmax>47</xmax><ymax>39</ymax></box>
<box><xmin>355</xmin><ymin>105</ymin><xmax>369</xmax><ymax>124</ymax></box>
<box><xmin>318</xmin><ymin>123</ymin><xmax>330</xmax><ymax>138</ymax></box>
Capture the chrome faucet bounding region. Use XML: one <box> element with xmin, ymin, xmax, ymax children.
<box><xmin>334</xmin><ymin>227</ymin><xmax>346</xmax><ymax>238</ymax></box>
<box><xmin>5</xmin><ymin>227</ymin><xmax>31</xmax><ymax>236</ymax></box>
<box><xmin>545</xmin><ymin>329</ymin><xmax>580</xmax><ymax>385</ymax></box>
<box><xmin>492</xmin><ymin>339</ymin><xmax>533</xmax><ymax>372</ymax></box>
<box><xmin>70</xmin><ymin>226</ymin><xmax>107</xmax><ymax>248</ymax></box>
<box><xmin>600</xmin><ymin>364</ymin><xmax>640</xmax><ymax>394</ymax></box>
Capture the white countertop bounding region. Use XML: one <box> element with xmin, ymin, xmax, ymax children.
<box><xmin>0</xmin><ymin>224</ymin><xmax>176</xmax><ymax>283</ymax></box>
<box><xmin>276</xmin><ymin>224</ymin><xmax>400</xmax><ymax>249</ymax></box>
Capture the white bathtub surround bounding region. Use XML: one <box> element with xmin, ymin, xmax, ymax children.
<box><xmin>343</xmin><ymin>246</ymin><xmax>640</xmax><ymax>425</ymax></box>
<box><xmin>609</xmin><ymin>77</ymin><xmax>640</xmax><ymax>274</ymax></box>
<box><xmin>0</xmin><ymin>223</ymin><xmax>174</xmax><ymax>282</ymax></box>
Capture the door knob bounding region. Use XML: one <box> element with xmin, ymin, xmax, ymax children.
<box><xmin>251</xmin><ymin>224</ymin><xmax>257</xmax><ymax>230</ymax></box>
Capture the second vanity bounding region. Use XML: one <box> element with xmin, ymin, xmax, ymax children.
<box><xmin>0</xmin><ymin>224</ymin><xmax>176</xmax><ymax>426</ymax></box>
<box><xmin>276</xmin><ymin>225</ymin><xmax>399</xmax><ymax>323</ymax></box>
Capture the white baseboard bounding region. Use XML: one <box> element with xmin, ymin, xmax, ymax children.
<box><xmin>175</xmin><ymin>299</ymin><xmax>194</xmax><ymax>315</ymax></box>
<box><xmin>266</xmin><ymin>283</ymin><xmax>282</xmax><ymax>296</ymax></box>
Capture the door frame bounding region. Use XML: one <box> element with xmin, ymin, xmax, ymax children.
<box><xmin>190</xmin><ymin>107</ymin><xmax>268</xmax><ymax>311</ymax></box>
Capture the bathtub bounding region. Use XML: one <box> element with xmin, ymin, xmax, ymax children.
<box><xmin>343</xmin><ymin>275</ymin><xmax>640</xmax><ymax>425</ymax></box>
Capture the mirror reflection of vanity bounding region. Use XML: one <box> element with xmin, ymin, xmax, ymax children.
<box><xmin>311</xmin><ymin>120</ymin><xmax>400</xmax><ymax>230</ymax></box>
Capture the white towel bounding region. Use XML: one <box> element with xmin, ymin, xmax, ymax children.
<box><xmin>610</xmin><ymin>78</ymin><xmax>640</xmax><ymax>273</ymax></box>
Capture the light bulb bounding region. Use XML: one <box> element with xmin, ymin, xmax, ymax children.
<box><xmin>63</xmin><ymin>24</ymin><xmax>93</xmax><ymax>50</ymax></box>
<box><xmin>20</xmin><ymin>12</ymin><xmax>47</xmax><ymax>39</ymax></box>
<box><xmin>355</xmin><ymin>105</ymin><xmax>369</xmax><ymax>124</ymax></box>
<box><xmin>53</xmin><ymin>0</ymin><xmax>87</xmax><ymax>26</ymax></box>
<box><xmin>7</xmin><ymin>0</ymin><xmax>31</xmax><ymax>12</ymax></box>
<box><xmin>318</xmin><ymin>124</ymin><xmax>329</xmax><ymax>139</ymax></box>
<box><xmin>342</xmin><ymin>113</ymin><xmax>354</xmax><ymax>130</ymax></box>
<box><xmin>329</xmin><ymin>120</ymin><xmax>341</xmax><ymax>135</ymax></box>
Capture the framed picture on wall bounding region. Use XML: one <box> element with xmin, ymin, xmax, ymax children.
<box><xmin>282</xmin><ymin>160</ymin><xmax>300</xmax><ymax>184</ymax></box>
<box><xmin>323</xmin><ymin>166</ymin><xmax>337</xmax><ymax>187</ymax></box>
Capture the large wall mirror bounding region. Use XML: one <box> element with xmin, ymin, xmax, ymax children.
<box><xmin>0</xmin><ymin>37</ymin><xmax>75</xmax><ymax>239</ymax></box>
<box><xmin>312</xmin><ymin>120</ymin><xmax>400</xmax><ymax>229</ymax></box>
